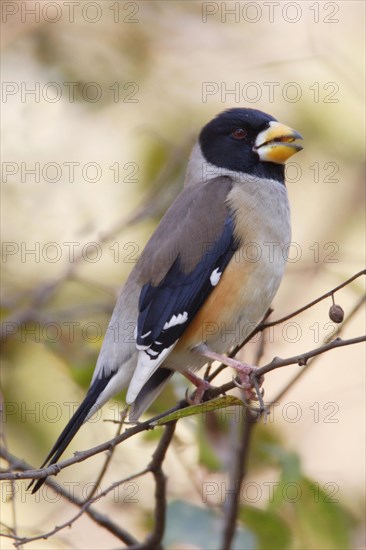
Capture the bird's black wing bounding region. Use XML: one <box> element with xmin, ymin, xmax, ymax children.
<box><xmin>127</xmin><ymin>211</ymin><xmax>237</xmax><ymax>402</ymax></box>
<box><xmin>136</xmin><ymin>214</ymin><xmax>237</xmax><ymax>356</ymax></box>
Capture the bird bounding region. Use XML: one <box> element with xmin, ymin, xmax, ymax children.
<box><xmin>30</xmin><ymin>108</ymin><xmax>303</xmax><ymax>493</ymax></box>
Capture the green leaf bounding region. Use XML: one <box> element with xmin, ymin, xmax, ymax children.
<box><xmin>152</xmin><ymin>396</ymin><xmax>244</xmax><ymax>425</ymax></box>
<box><xmin>239</xmin><ymin>505</ymin><xmax>292</xmax><ymax>550</ymax></box>
<box><xmin>164</xmin><ymin>500</ymin><xmax>257</xmax><ymax>550</ymax></box>
<box><xmin>290</xmin><ymin>477</ymin><xmax>352</xmax><ymax>550</ymax></box>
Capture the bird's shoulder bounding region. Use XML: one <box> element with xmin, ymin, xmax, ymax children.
<box><xmin>135</xmin><ymin>175</ymin><xmax>234</xmax><ymax>286</ymax></box>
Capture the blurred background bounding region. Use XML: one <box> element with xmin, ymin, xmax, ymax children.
<box><xmin>1</xmin><ymin>1</ymin><xmax>365</xmax><ymax>549</ymax></box>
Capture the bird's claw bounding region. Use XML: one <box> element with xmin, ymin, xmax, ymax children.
<box><xmin>185</xmin><ymin>387</ymin><xmax>196</xmax><ymax>405</ymax></box>
<box><xmin>185</xmin><ymin>378</ymin><xmax>212</xmax><ymax>405</ymax></box>
<box><xmin>232</xmin><ymin>365</ymin><xmax>264</xmax><ymax>403</ymax></box>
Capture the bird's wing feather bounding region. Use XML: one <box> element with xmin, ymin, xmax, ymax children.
<box><xmin>127</xmin><ymin>176</ymin><xmax>238</xmax><ymax>402</ymax></box>
<box><xmin>30</xmin><ymin>176</ymin><xmax>237</xmax><ymax>491</ymax></box>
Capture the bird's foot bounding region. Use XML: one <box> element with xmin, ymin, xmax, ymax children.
<box><xmin>183</xmin><ymin>370</ymin><xmax>213</xmax><ymax>405</ymax></box>
<box><xmin>194</xmin><ymin>344</ymin><xmax>264</xmax><ymax>404</ymax></box>
<box><xmin>232</xmin><ymin>366</ymin><xmax>264</xmax><ymax>402</ymax></box>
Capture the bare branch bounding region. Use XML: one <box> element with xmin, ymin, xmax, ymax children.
<box><xmin>0</xmin><ymin>448</ymin><xmax>138</xmax><ymax>546</ymax></box>
<box><xmin>0</xmin><ymin>141</ymin><xmax>190</xmax><ymax>344</ymax></box>
<box><xmin>1</xmin><ymin>271</ymin><xmax>364</xmax><ymax>549</ymax></box>
<box><xmin>221</xmin><ymin>406</ymin><xmax>257</xmax><ymax>550</ymax></box>
<box><xmin>207</xmin><ymin>268</ymin><xmax>364</xmax><ymax>386</ymax></box>
<box><xmin>13</xmin><ymin>470</ymin><xmax>147</xmax><ymax>548</ymax></box>
<box><xmin>207</xmin><ymin>308</ymin><xmax>273</xmax><ymax>383</ymax></box>
<box><xmin>271</xmin><ymin>293</ymin><xmax>366</xmax><ymax>404</ymax></box>
<box><xmin>1</xmin><ymin>333</ymin><xmax>364</xmax><ymax>489</ymax></box>
<box><xmin>0</xmin><ymin>417</ymin><xmax>157</xmax><ymax>482</ymax></box>
<box><xmin>136</xmin><ymin>422</ymin><xmax>177</xmax><ymax>550</ymax></box>
<box><xmin>249</xmin><ymin>268</ymin><xmax>365</xmax><ymax>340</ymax></box>
<box><xmin>254</xmin><ymin>335</ymin><xmax>366</xmax><ymax>378</ymax></box>
<box><xmin>86</xmin><ymin>408</ymin><xmax>128</xmax><ymax>501</ymax></box>
<box><xmin>0</xmin><ymin>392</ymin><xmax>22</xmax><ymax>548</ymax></box>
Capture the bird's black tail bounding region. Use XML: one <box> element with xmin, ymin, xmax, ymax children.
<box><xmin>29</xmin><ymin>374</ymin><xmax>113</xmax><ymax>494</ymax></box>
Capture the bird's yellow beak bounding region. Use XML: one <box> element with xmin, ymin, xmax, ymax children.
<box><xmin>253</xmin><ymin>121</ymin><xmax>303</xmax><ymax>164</ymax></box>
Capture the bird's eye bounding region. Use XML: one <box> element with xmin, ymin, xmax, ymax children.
<box><xmin>231</xmin><ymin>128</ymin><xmax>247</xmax><ymax>139</ymax></box>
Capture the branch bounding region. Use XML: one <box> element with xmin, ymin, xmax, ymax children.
<box><xmin>2</xmin><ymin>271</ymin><xmax>364</xmax><ymax>550</ymax></box>
<box><xmin>254</xmin><ymin>335</ymin><xmax>366</xmax><ymax>378</ymax></box>
<box><xmin>13</xmin><ymin>471</ymin><xmax>147</xmax><ymax>548</ymax></box>
<box><xmin>206</xmin><ymin>268</ymin><xmax>365</xmax><ymax>385</ymax></box>
<box><xmin>0</xmin><ymin>393</ymin><xmax>21</xmax><ymax>548</ymax></box>
<box><xmin>86</xmin><ymin>409</ymin><xmax>128</xmax><ymax>501</ymax></box>
<box><xmin>270</xmin><ymin>293</ymin><xmax>366</xmax><ymax>404</ymax></box>
<box><xmin>249</xmin><ymin>268</ymin><xmax>365</xmax><ymax>341</ymax></box>
<box><xmin>0</xmin><ymin>414</ymin><xmax>166</xmax><ymax>482</ymax></box>
<box><xmin>220</xmin><ymin>297</ymin><xmax>365</xmax><ymax>546</ymax></box>
<box><xmin>0</xmin><ymin>332</ymin><xmax>364</xmax><ymax>488</ymax></box>
<box><xmin>0</xmin><ymin>140</ymin><xmax>190</xmax><ymax>343</ymax></box>
<box><xmin>133</xmin><ymin>422</ymin><xmax>177</xmax><ymax>550</ymax></box>
<box><xmin>221</xmin><ymin>406</ymin><xmax>257</xmax><ymax>550</ymax></box>
<box><xmin>207</xmin><ymin>308</ymin><xmax>273</xmax><ymax>383</ymax></box>
<box><xmin>2</xmin><ymin>421</ymin><xmax>175</xmax><ymax>549</ymax></box>
<box><xmin>0</xmin><ymin>448</ymin><xmax>138</xmax><ymax>546</ymax></box>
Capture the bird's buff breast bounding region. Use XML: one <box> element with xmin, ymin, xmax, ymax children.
<box><xmin>165</xmin><ymin>176</ymin><xmax>291</xmax><ymax>372</ymax></box>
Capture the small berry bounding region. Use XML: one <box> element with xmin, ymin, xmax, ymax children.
<box><xmin>329</xmin><ymin>304</ymin><xmax>344</xmax><ymax>323</ymax></box>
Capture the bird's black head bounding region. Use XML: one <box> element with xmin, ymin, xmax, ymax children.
<box><xmin>199</xmin><ymin>108</ymin><xmax>303</xmax><ymax>183</ymax></box>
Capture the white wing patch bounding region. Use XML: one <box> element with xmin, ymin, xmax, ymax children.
<box><xmin>129</xmin><ymin>312</ymin><xmax>190</xmax><ymax>403</ymax></box>
<box><xmin>163</xmin><ymin>311</ymin><xmax>188</xmax><ymax>330</ymax></box>
<box><xmin>126</xmin><ymin>343</ymin><xmax>177</xmax><ymax>404</ymax></box>
<box><xmin>136</xmin><ymin>343</ymin><xmax>150</xmax><ymax>351</ymax></box>
<box><xmin>146</xmin><ymin>349</ymin><xmax>159</xmax><ymax>357</ymax></box>
<box><xmin>136</xmin><ymin>330</ymin><xmax>152</xmax><ymax>351</ymax></box>
<box><xmin>210</xmin><ymin>267</ymin><xmax>222</xmax><ymax>286</ymax></box>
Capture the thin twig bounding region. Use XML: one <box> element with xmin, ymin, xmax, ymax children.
<box><xmin>221</xmin><ymin>408</ymin><xmax>257</xmax><ymax>550</ymax></box>
<box><xmin>253</xmin><ymin>335</ymin><xmax>366</xmax><ymax>378</ymax></box>
<box><xmin>207</xmin><ymin>270</ymin><xmax>365</xmax><ymax>384</ymax></box>
<box><xmin>1</xmin><ymin>272</ymin><xmax>364</xmax><ymax>549</ymax></box>
<box><xmin>86</xmin><ymin>408</ymin><xmax>128</xmax><ymax>501</ymax></box>
<box><xmin>12</xmin><ymin>470</ymin><xmax>148</xmax><ymax>548</ymax></box>
<box><xmin>1</xmin><ymin>141</ymin><xmax>190</xmax><ymax>344</ymax></box>
<box><xmin>218</xmin><ymin>333</ymin><xmax>267</xmax><ymax>550</ymax></box>
<box><xmin>202</xmin><ymin>335</ymin><xmax>366</xmax><ymax>404</ymax></box>
<box><xmin>248</xmin><ymin>269</ymin><xmax>365</xmax><ymax>341</ymax></box>
<box><xmin>207</xmin><ymin>308</ymin><xmax>273</xmax><ymax>383</ymax></box>
<box><xmin>130</xmin><ymin>421</ymin><xmax>177</xmax><ymax>550</ymax></box>
<box><xmin>0</xmin><ymin>448</ymin><xmax>138</xmax><ymax>546</ymax></box>
<box><xmin>270</xmin><ymin>293</ymin><xmax>366</xmax><ymax>404</ymax></box>
<box><xmin>0</xmin><ymin>393</ymin><xmax>22</xmax><ymax>548</ymax></box>
<box><xmin>1</xmin><ymin>334</ymin><xmax>364</xmax><ymax>486</ymax></box>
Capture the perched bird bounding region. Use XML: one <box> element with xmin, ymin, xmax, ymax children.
<box><xmin>30</xmin><ymin>108</ymin><xmax>303</xmax><ymax>492</ymax></box>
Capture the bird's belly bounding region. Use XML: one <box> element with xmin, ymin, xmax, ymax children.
<box><xmin>164</xmin><ymin>248</ymin><xmax>286</xmax><ymax>373</ymax></box>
